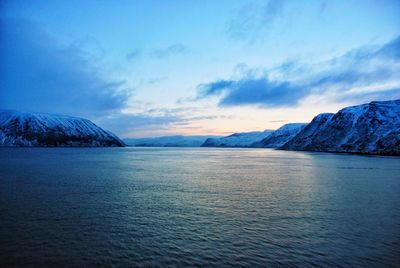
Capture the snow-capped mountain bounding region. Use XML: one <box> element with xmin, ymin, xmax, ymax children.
<box><xmin>124</xmin><ymin>135</ymin><xmax>221</xmax><ymax>147</ymax></box>
<box><xmin>280</xmin><ymin>114</ymin><xmax>334</xmax><ymax>150</ymax></box>
<box><xmin>281</xmin><ymin>100</ymin><xmax>400</xmax><ymax>155</ymax></box>
<box><xmin>202</xmin><ymin>130</ymin><xmax>273</xmax><ymax>147</ymax></box>
<box><xmin>0</xmin><ymin>110</ymin><xmax>124</xmax><ymax>147</ymax></box>
<box><xmin>252</xmin><ymin>123</ymin><xmax>308</xmax><ymax>148</ymax></box>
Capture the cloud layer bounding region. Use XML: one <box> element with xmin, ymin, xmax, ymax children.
<box><xmin>0</xmin><ymin>18</ymin><xmax>130</xmax><ymax>117</ymax></box>
<box><xmin>197</xmin><ymin>36</ymin><xmax>400</xmax><ymax>108</ymax></box>
<box><xmin>0</xmin><ymin>19</ymin><xmax>198</xmax><ymax>136</ymax></box>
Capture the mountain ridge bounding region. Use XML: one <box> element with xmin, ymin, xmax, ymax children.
<box><xmin>0</xmin><ymin>110</ymin><xmax>124</xmax><ymax>147</ymax></box>
<box><xmin>201</xmin><ymin>130</ymin><xmax>273</xmax><ymax>147</ymax></box>
<box><xmin>251</xmin><ymin>123</ymin><xmax>308</xmax><ymax>148</ymax></box>
<box><xmin>281</xmin><ymin>100</ymin><xmax>400</xmax><ymax>155</ymax></box>
<box><xmin>2</xmin><ymin>99</ymin><xmax>399</xmax><ymax>154</ymax></box>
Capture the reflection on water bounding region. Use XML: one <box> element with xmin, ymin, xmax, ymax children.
<box><xmin>0</xmin><ymin>147</ymin><xmax>399</xmax><ymax>266</ymax></box>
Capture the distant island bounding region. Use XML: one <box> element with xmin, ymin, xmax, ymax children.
<box><xmin>1</xmin><ymin>100</ymin><xmax>399</xmax><ymax>155</ymax></box>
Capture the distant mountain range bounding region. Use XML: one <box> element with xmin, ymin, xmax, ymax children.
<box><xmin>126</xmin><ymin>100</ymin><xmax>400</xmax><ymax>155</ymax></box>
<box><xmin>124</xmin><ymin>135</ymin><xmax>221</xmax><ymax>147</ymax></box>
<box><xmin>201</xmin><ymin>130</ymin><xmax>273</xmax><ymax>147</ymax></box>
<box><xmin>0</xmin><ymin>110</ymin><xmax>124</xmax><ymax>147</ymax></box>
<box><xmin>1</xmin><ymin>100</ymin><xmax>399</xmax><ymax>155</ymax></box>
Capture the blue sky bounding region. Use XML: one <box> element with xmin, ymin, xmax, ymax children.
<box><xmin>1</xmin><ymin>0</ymin><xmax>399</xmax><ymax>137</ymax></box>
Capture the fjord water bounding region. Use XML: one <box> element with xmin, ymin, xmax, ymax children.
<box><xmin>0</xmin><ymin>148</ymin><xmax>399</xmax><ymax>267</ymax></box>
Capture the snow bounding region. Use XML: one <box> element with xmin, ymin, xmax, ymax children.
<box><xmin>0</xmin><ymin>110</ymin><xmax>124</xmax><ymax>147</ymax></box>
<box><xmin>282</xmin><ymin>100</ymin><xmax>400</xmax><ymax>155</ymax></box>
<box><xmin>253</xmin><ymin>123</ymin><xmax>308</xmax><ymax>148</ymax></box>
<box><xmin>2</xmin><ymin>99</ymin><xmax>398</xmax><ymax>154</ymax></box>
<box><xmin>202</xmin><ymin>130</ymin><xmax>273</xmax><ymax>147</ymax></box>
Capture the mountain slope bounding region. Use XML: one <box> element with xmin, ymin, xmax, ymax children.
<box><xmin>124</xmin><ymin>135</ymin><xmax>221</xmax><ymax>147</ymax></box>
<box><xmin>252</xmin><ymin>123</ymin><xmax>308</xmax><ymax>148</ymax></box>
<box><xmin>0</xmin><ymin>110</ymin><xmax>124</xmax><ymax>147</ymax></box>
<box><xmin>201</xmin><ymin>130</ymin><xmax>273</xmax><ymax>147</ymax></box>
<box><xmin>282</xmin><ymin>100</ymin><xmax>400</xmax><ymax>155</ymax></box>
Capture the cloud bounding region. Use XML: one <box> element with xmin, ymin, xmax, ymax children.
<box><xmin>269</xmin><ymin>120</ymin><xmax>287</xmax><ymax>123</ymax></box>
<box><xmin>0</xmin><ymin>18</ymin><xmax>131</xmax><ymax>117</ymax></box>
<box><xmin>198</xmin><ymin>78</ymin><xmax>306</xmax><ymax>108</ymax></box>
<box><xmin>125</xmin><ymin>44</ymin><xmax>190</xmax><ymax>61</ymax></box>
<box><xmin>198</xmin><ymin>80</ymin><xmax>235</xmax><ymax>97</ymax></box>
<box><xmin>197</xmin><ymin>36</ymin><xmax>400</xmax><ymax>107</ymax></box>
<box><xmin>97</xmin><ymin>112</ymin><xmax>227</xmax><ymax>137</ymax></box>
<box><xmin>374</xmin><ymin>35</ymin><xmax>400</xmax><ymax>60</ymax></box>
<box><xmin>335</xmin><ymin>87</ymin><xmax>400</xmax><ymax>104</ymax></box>
<box><xmin>226</xmin><ymin>0</ymin><xmax>287</xmax><ymax>42</ymax></box>
<box><xmin>309</xmin><ymin>36</ymin><xmax>400</xmax><ymax>90</ymax></box>
<box><xmin>151</xmin><ymin>43</ymin><xmax>189</xmax><ymax>59</ymax></box>
<box><xmin>146</xmin><ymin>77</ymin><xmax>167</xmax><ymax>85</ymax></box>
<box><xmin>126</xmin><ymin>49</ymin><xmax>141</xmax><ymax>61</ymax></box>
<box><xmin>96</xmin><ymin>106</ymin><xmax>234</xmax><ymax>137</ymax></box>
<box><xmin>97</xmin><ymin>113</ymin><xmax>182</xmax><ymax>136</ymax></box>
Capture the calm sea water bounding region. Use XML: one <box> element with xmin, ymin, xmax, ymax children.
<box><xmin>0</xmin><ymin>147</ymin><xmax>399</xmax><ymax>267</ymax></box>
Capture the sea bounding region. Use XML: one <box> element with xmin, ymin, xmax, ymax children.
<box><xmin>1</xmin><ymin>147</ymin><xmax>399</xmax><ymax>267</ymax></box>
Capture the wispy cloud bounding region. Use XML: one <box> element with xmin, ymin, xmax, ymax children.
<box><xmin>97</xmin><ymin>113</ymin><xmax>182</xmax><ymax>137</ymax></box>
<box><xmin>150</xmin><ymin>43</ymin><xmax>190</xmax><ymax>59</ymax></box>
<box><xmin>226</xmin><ymin>0</ymin><xmax>288</xmax><ymax>42</ymax></box>
<box><xmin>197</xmin><ymin>36</ymin><xmax>400</xmax><ymax>107</ymax></box>
<box><xmin>125</xmin><ymin>44</ymin><xmax>190</xmax><ymax>61</ymax></box>
<box><xmin>146</xmin><ymin>77</ymin><xmax>167</xmax><ymax>85</ymax></box>
<box><xmin>97</xmin><ymin>110</ymin><xmax>231</xmax><ymax>137</ymax></box>
<box><xmin>269</xmin><ymin>120</ymin><xmax>287</xmax><ymax>123</ymax></box>
<box><xmin>0</xmin><ymin>18</ymin><xmax>131</xmax><ymax>117</ymax></box>
<box><xmin>126</xmin><ymin>49</ymin><xmax>142</xmax><ymax>61</ymax></box>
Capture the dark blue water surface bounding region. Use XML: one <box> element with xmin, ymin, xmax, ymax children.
<box><xmin>0</xmin><ymin>147</ymin><xmax>399</xmax><ymax>267</ymax></box>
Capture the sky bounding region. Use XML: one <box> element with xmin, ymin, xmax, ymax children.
<box><xmin>1</xmin><ymin>0</ymin><xmax>399</xmax><ymax>138</ymax></box>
